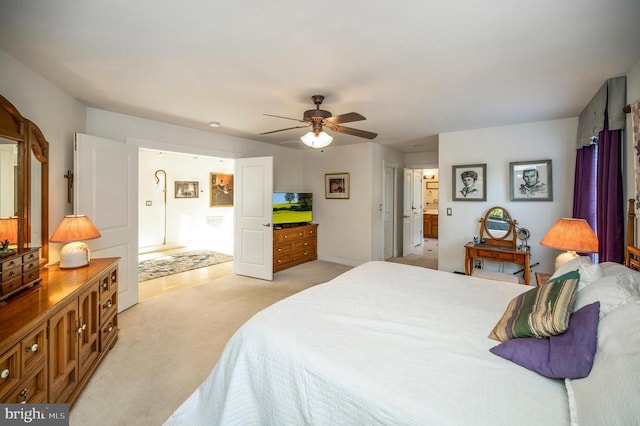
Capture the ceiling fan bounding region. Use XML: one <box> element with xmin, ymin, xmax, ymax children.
<box><xmin>260</xmin><ymin>95</ymin><xmax>377</xmax><ymax>148</ymax></box>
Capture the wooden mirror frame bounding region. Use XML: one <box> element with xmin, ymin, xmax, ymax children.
<box><xmin>479</xmin><ymin>206</ymin><xmax>517</xmax><ymax>248</ymax></box>
<box><xmin>0</xmin><ymin>94</ymin><xmax>49</xmax><ymax>263</ymax></box>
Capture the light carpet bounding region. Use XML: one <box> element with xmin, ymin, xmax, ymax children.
<box><xmin>70</xmin><ymin>260</ymin><xmax>352</xmax><ymax>426</ymax></box>
<box><xmin>138</xmin><ymin>250</ymin><xmax>233</xmax><ymax>282</ymax></box>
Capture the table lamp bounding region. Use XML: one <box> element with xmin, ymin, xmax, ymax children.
<box><xmin>0</xmin><ymin>217</ymin><xmax>18</xmax><ymax>254</ymax></box>
<box><xmin>540</xmin><ymin>218</ymin><xmax>598</xmax><ymax>271</ymax></box>
<box><xmin>50</xmin><ymin>215</ymin><xmax>101</xmax><ymax>268</ymax></box>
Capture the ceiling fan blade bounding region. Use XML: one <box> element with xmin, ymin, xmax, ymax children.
<box><xmin>329</xmin><ymin>124</ymin><xmax>378</xmax><ymax>139</ymax></box>
<box><xmin>263</xmin><ymin>113</ymin><xmax>306</xmax><ymax>123</ymax></box>
<box><xmin>325</xmin><ymin>112</ymin><xmax>366</xmax><ymax>125</ymax></box>
<box><xmin>259</xmin><ymin>124</ymin><xmax>310</xmax><ymax>135</ymax></box>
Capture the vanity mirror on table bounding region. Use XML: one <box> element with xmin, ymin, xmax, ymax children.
<box><xmin>464</xmin><ymin>206</ymin><xmax>532</xmax><ymax>285</ymax></box>
<box><xmin>0</xmin><ymin>94</ymin><xmax>120</xmax><ymax>405</ymax></box>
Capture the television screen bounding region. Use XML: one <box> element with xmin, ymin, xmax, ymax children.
<box><xmin>272</xmin><ymin>192</ymin><xmax>313</xmax><ymax>225</ymax></box>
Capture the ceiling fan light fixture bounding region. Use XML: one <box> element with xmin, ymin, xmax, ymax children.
<box><xmin>301</xmin><ymin>131</ymin><xmax>333</xmax><ymax>148</ymax></box>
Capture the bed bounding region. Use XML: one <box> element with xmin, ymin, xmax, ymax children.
<box><xmin>165</xmin><ymin>204</ymin><xmax>640</xmax><ymax>425</ymax></box>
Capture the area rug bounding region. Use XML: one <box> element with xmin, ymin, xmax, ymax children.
<box><xmin>138</xmin><ymin>250</ymin><xmax>233</xmax><ymax>282</ymax></box>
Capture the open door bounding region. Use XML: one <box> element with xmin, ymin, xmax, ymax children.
<box><xmin>74</xmin><ymin>133</ymin><xmax>138</xmax><ymax>311</ymax></box>
<box><xmin>234</xmin><ymin>156</ymin><xmax>273</xmax><ymax>280</ymax></box>
<box><xmin>383</xmin><ymin>161</ymin><xmax>396</xmax><ymax>259</ymax></box>
<box><xmin>402</xmin><ymin>168</ymin><xmax>412</xmax><ymax>256</ymax></box>
<box><xmin>412</xmin><ymin>169</ymin><xmax>423</xmax><ymax>247</ymax></box>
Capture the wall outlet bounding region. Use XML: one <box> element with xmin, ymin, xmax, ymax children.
<box><xmin>145</xmin><ymin>200</ymin><xmax>152</xmax><ymax>206</ymax></box>
<box><xmin>473</xmin><ymin>259</ymin><xmax>483</xmax><ymax>269</ymax></box>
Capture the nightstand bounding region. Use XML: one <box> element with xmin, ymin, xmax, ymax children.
<box><xmin>535</xmin><ymin>272</ymin><xmax>553</xmax><ymax>287</ymax></box>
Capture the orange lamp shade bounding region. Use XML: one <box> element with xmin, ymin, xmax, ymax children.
<box><xmin>540</xmin><ymin>218</ymin><xmax>598</xmax><ymax>271</ymax></box>
<box><xmin>0</xmin><ymin>217</ymin><xmax>18</xmax><ymax>244</ymax></box>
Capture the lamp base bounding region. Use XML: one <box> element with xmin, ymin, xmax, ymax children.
<box><xmin>60</xmin><ymin>241</ymin><xmax>91</xmax><ymax>269</ymax></box>
<box><xmin>554</xmin><ymin>250</ymin><xmax>577</xmax><ymax>271</ymax></box>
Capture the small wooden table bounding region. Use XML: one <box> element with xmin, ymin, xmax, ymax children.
<box><xmin>464</xmin><ymin>242</ymin><xmax>531</xmax><ymax>285</ymax></box>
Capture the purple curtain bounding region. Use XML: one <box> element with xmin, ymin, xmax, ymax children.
<box><xmin>596</xmin><ymin>123</ymin><xmax>624</xmax><ymax>262</ymax></box>
<box><xmin>573</xmin><ymin>144</ymin><xmax>597</xmax><ymax>230</ymax></box>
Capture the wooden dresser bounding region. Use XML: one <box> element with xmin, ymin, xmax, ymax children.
<box><xmin>0</xmin><ymin>257</ymin><xmax>119</xmax><ymax>405</ymax></box>
<box><xmin>273</xmin><ymin>224</ymin><xmax>318</xmax><ymax>272</ymax></box>
<box><xmin>0</xmin><ymin>248</ymin><xmax>42</xmax><ymax>303</ymax></box>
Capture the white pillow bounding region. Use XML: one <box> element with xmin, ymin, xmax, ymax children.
<box><xmin>573</xmin><ymin>273</ymin><xmax>640</xmax><ymax>317</ymax></box>
<box><xmin>551</xmin><ymin>256</ymin><xmax>602</xmax><ymax>290</ymax></box>
<box><xmin>551</xmin><ymin>256</ymin><xmax>591</xmax><ymax>280</ymax></box>
<box><xmin>599</xmin><ymin>262</ymin><xmax>640</xmax><ymax>283</ymax></box>
<box><xmin>565</xmin><ymin>301</ymin><xmax>640</xmax><ymax>426</ymax></box>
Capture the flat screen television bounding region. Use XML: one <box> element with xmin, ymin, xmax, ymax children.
<box><xmin>272</xmin><ymin>192</ymin><xmax>313</xmax><ymax>225</ymax></box>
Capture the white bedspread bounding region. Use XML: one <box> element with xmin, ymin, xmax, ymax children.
<box><xmin>165</xmin><ymin>261</ymin><xmax>570</xmax><ymax>425</ymax></box>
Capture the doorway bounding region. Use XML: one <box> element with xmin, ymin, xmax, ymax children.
<box><xmin>137</xmin><ymin>148</ymin><xmax>236</xmax><ymax>300</ymax></box>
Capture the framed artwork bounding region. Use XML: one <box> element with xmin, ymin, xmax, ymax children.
<box><xmin>325</xmin><ymin>172</ymin><xmax>350</xmax><ymax>199</ymax></box>
<box><xmin>452</xmin><ymin>164</ymin><xmax>486</xmax><ymax>201</ymax></box>
<box><xmin>210</xmin><ymin>172</ymin><xmax>234</xmax><ymax>207</ymax></box>
<box><xmin>426</xmin><ymin>181</ymin><xmax>439</xmax><ymax>190</ymax></box>
<box><xmin>509</xmin><ymin>159</ymin><xmax>553</xmax><ymax>201</ymax></box>
<box><xmin>175</xmin><ymin>181</ymin><xmax>199</xmax><ymax>198</ymax></box>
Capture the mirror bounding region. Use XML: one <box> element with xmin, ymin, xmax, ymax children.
<box><xmin>479</xmin><ymin>206</ymin><xmax>517</xmax><ymax>248</ymax></box>
<box><xmin>0</xmin><ymin>95</ymin><xmax>49</xmax><ymax>263</ymax></box>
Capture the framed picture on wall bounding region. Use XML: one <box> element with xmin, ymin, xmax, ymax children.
<box><xmin>509</xmin><ymin>159</ymin><xmax>553</xmax><ymax>201</ymax></box>
<box><xmin>210</xmin><ymin>172</ymin><xmax>234</xmax><ymax>206</ymax></box>
<box><xmin>325</xmin><ymin>172</ymin><xmax>350</xmax><ymax>199</ymax></box>
<box><xmin>452</xmin><ymin>164</ymin><xmax>486</xmax><ymax>201</ymax></box>
<box><xmin>175</xmin><ymin>181</ymin><xmax>199</xmax><ymax>198</ymax></box>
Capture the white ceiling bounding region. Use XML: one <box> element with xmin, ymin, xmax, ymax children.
<box><xmin>1</xmin><ymin>1</ymin><xmax>639</xmax><ymax>152</ymax></box>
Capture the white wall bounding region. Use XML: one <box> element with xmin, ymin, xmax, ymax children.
<box><xmin>302</xmin><ymin>143</ymin><xmax>369</xmax><ymax>265</ymax></box>
<box><xmin>138</xmin><ymin>149</ymin><xmax>234</xmax><ymax>254</ymax></box>
<box><xmin>405</xmin><ymin>150</ymin><xmax>438</xmax><ymax>169</ymax></box>
<box><xmin>0</xmin><ymin>50</ymin><xmax>86</xmax><ymax>263</ymax></box>
<box><xmin>86</xmin><ymin>108</ymin><xmax>303</xmax><ymax>191</ymax></box>
<box><xmin>439</xmin><ymin>118</ymin><xmax>578</xmax><ymax>277</ymax></box>
<box><xmin>625</xmin><ymin>59</ymin><xmax>640</xmax><ymax>244</ymax></box>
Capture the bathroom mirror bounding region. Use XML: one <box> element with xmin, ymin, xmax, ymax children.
<box><xmin>479</xmin><ymin>206</ymin><xmax>517</xmax><ymax>248</ymax></box>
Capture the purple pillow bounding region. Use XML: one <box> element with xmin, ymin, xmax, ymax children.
<box><xmin>489</xmin><ymin>301</ymin><xmax>600</xmax><ymax>379</ymax></box>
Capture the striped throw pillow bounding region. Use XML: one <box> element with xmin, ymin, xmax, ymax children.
<box><xmin>489</xmin><ymin>270</ymin><xmax>579</xmax><ymax>342</ymax></box>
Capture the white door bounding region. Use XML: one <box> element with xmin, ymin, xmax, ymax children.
<box><xmin>402</xmin><ymin>168</ymin><xmax>412</xmax><ymax>256</ymax></box>
<box><xmin>412</xmin><ymin>169</ymin><xmax>423</xmax><ymax>247</ymax></box>
<box><xmin>74</xmin><ymin>133</ymin><xmax>138</xmax><ymax>311</ymax></box>
<box><xmin>234</xmin><ymin>156</ymin><xmax>273</xmax><ymax>280</ymax></box>
<box><xmin>383</xmin><ymin>162</ymin><xmax>395</xmax><ymax>259</ymax></box>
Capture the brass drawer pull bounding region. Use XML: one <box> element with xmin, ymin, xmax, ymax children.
<box><xmin>104</xmin><ymin>322</ymin><xmax>114</xmax><ymax>333</ymax></box>
<box><xmin>25</xmin><ymin>343</ymin><xmax>38</xmax><ymax>353</ymax></box>
<box><xmin>103</xmin><ymin>299</ymin><xmax>113</xmax><ymax>309</ymax></box>
<box><xmin>20</xmin><ymin>388</ymin><xmax>28</xmax><ymax>403</ymax></box>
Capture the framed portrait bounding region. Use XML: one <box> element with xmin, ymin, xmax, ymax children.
<box><xmin>509</xmin><ymin>159</ymin><xmax>553</xmax><ymax>201</ymax></box>
<box><xmin>210</xmin><ymin>172</ymin><xmax>234</xmax><ymax>207</ymax></box>
<box><xmin>452</xmin><ymin>164</ymin><xmax>486</xmax><ymax>201</ymax></box>
<box><xmin>175</xmin><ymin>181</ymin><xmax>199</xmax><ymax>198</ymax></box>
<box><xmin>325</xmin><ymin>172</ymin><xmax>350</xmax><ymax>199</ymax></box>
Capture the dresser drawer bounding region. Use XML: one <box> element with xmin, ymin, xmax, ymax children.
<box><xmin>0</xmin><ymin>276</ymin><xmax>23</xmax><ymax>296</ymax></box>
<box><xmin>22</xmin><ymin>251</ymin><xmax>38</xmax><ymax>264</ymax></box>
<box><xmin>293</xmin><ymin>246</ymin><xmax>316</xmax><ymax>262</ymax></box>
<box><xmin>100</xmin><ymin>290</ymin><xmax>118</xmax><ymax>324</ymax></box>
<box><xmin>0</xmin><ymin>343</ymin><xmax>21</xmax><ymax>400</ymax></box>
<box><xmin>0</xmin><ymin>257</ymin><xmax>21</xmax><ymax>272</ymax></box>
<box><xmin>274</xmin><ymin>243</ymin><xmax>293</xmax><ymax>255</ymax></box>
<box><xmin>292</xmin><ymin>237</ymin><xmax>316</xmax><ymax>250</ymax></box>
<box><xmin>274</xmin><ymin>252</ymin><xmax>293</xmax><ymax>267</ymax></box>
<box><xmin>276</xmin><ymin>228</ymin><xmax>306</xmax><ymax>243</ymax></box>
<box><xmin>3</xmin><ymin>361</ymin><xmax>47</xmax><ymax>404</ymax></box>
<box><xmin>476</xmin><ymin>249</ymin><xmax>515</xmax><ymax>262</ymax></box>
<box><xmin>99</xmin><ymin>267</ymin><xmax>118</xmax><ymax>299</ymax></box>
<box><xmin>1</xmin><ymin>266</ymin><xmax>21</xmax><ymax>282</ymax></box>
<box><xmin>100</xmin><ymin>312</ymin><xmax>119</xmax><ymax>351</ymax></box>
<box><xmin>22</xmin><ymin>323</ymin><xmax>46</xmax><ymax>375</ymax></box>
<box><xmin>22</xmin><ymin>259</ymin><xmax>39</xmax><ymax>275</ymax></box>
